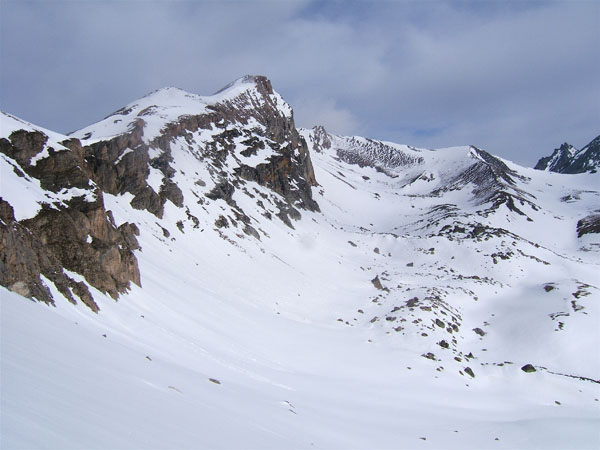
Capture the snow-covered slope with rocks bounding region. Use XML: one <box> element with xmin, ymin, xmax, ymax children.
<box><xmin>1</xmin><ymin>77</ymin><xmax>599</xmax><ymax>449</ymax></box>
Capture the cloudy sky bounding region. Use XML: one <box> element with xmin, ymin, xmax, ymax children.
<box><xmin>1</xmin><ymin>0</ymin><xmax>598</xmax><ymax>166</ymax></box>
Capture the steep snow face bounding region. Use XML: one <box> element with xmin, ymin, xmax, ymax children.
<box><xmin>2</xmin><ymin>104</ymin><xmax>600</xmax><ymax>447</ymax></box>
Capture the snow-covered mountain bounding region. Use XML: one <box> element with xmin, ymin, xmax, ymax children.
<box><xmin>535</xmin><ymin>135</ymin><xmax>600</xmax><ymax>174</ymax></box>
<box><xmin>1</xmin><ymin>76</ymin><xmax>599</xmax><ymax>449</ymax></box>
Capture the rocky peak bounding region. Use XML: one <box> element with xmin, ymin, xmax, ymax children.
<box><xmin>534</xmin><ymin>135</ymin><xmax>599</xmax><ymax>174</ymax></box>
<box><xmin>1</xmin><ymin>76</ymin><xmax>322</xmax><ymax>311</ymax></box>
<box><xmin>558</xmin><ymin>142</ymin><xmax>575</xmax><ymax>154</ymax></box>
<box><xmin>534</xmin><ymin>142</ymin><xmax>576</xmax><ymax>172</ymax></box>
<box><xmin>208</xmin><ymin>75</ymin><xmax>295</xmax><ymax>137</ymax></box>
<box><xmin>67</xmin><ymin>76</ymin><xmax>319</xmax><ymax>221</ymax></box>
<box><xmin>468</xmin><ymin>147</ymin><xmax>519</xmax><ymax>186</ymax></box>
<box><xmin>568</xmin><ymin>135</ymin><xmax>599</xmax><ymax>174</ymax></box>
<box><xmin>189</xmin><ymin>75</ymin><xmax>320</xmax><ymax>219</ymax></box>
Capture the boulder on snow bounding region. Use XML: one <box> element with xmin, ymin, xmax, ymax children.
<box><xmin>521</xmin><ymin>364</ymin><xmax>537</xmax><ymax>373</ymax></box>
<box><xmin>371</xmin><ymin>275</ymin><xmax>384</xmax><ymax>290</ymax></box>
<box><xmin>464</xmin><ymin>367</ymin><xmax>475</xmax><ymax>378</ymax></box>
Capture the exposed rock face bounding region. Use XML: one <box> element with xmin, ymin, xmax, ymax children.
<box><xmin>535</xmin><ymin>135</ymin><xmax>599</xmax><ymax>174</ymax></box>
<box><xmin>21</xmin><ymin>195</ymin><xmax>141</xmax><ymax>299</ymax></box>
<box><xmin>576</xmin><ymin>214</ymin><xmax>600</xmax><ymax>237</ymax></box>
<box><xmin>335</xmin><ymin>138</ymin><xmax>423</xmax><ymax>173</ymax></box>
<box><xmin>1</xmin><ymin>128</ymin><xmax>141</xmax><ymax>311</ymax></box>
<box><xmin>0</xmin><ymin>131</ymin><xmax>90</xmax><ymax>192</ymax></box>
<box><xmin>566</xmin><ymin>135</ymin><xmax>600</xmax><ymax>174</ymax></box>
<box><xmin>307</xmin><ymin>125</ymin><xmax>331</xmax><ymax>153</ymax></box>
<box><xmin>178</xmin><ymin>75</ymin><xmax>319</xmax><ymax>215</ymax></box>
<box><xmin>1</xmin><ymin>75</ymin><xmax>321</xmax><ymax>309</ymax></box>
<box><xmin>77</xmin><ymin>76</ymin><xmax>318</xmax><ymax>224</ymax></box>
<box><xmin>82</xmin><ymin>119</ymin><xmax>169</xmax><ymax>217</ymax></box>
<box><xmin>305</xmin><ymin>126</ymin><xmax>423</xmax><ymax>175</ymax></box>
<box><xmin>534</xmin><ymin>143</ymin><xmax>575</xmax><ymax>172</ymax></box>
<box><xmin>437</xmin><ymin>147</ymin><xmax>536</xmax><ymax>216</ymax></box>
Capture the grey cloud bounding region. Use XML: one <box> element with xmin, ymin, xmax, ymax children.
<box><xmin>1</xmin><ymin>0</ymin><xmax>598</xmax><ymax>166</ymax></box>
<box><xmin>293</xmin><ymin>96</ymin><xmax>363</xmax><ymax>136</ymax></box>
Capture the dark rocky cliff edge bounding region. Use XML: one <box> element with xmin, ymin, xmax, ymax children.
<box><xmin>0</xmin><ymin>76</ymin><xmax>320</xmax><ymax>310</ymax></box>
<box><xmin>0</xmin><ymin>130</ymin><xmax>141</xmax><ymax>312</ymax></box>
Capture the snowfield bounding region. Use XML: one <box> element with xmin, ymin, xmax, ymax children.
<box><xmin>1</xmin><ymin>83</ymin><xmax>599</xmax><ymax>449</ymax></box>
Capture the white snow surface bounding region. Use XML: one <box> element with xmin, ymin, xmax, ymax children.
<box><xmin>2</xmin><ymin>119</ymin><xmax>600</xmax><ymax>449</ymax></box>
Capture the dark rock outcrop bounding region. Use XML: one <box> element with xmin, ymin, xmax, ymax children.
<box><xmin>81</xmin><ymin>119</ymin><xmax>168</xmax><ymax>217</ymax></box>
<box><xmin>84</xmin><ymin>76</ymin><xmax>319</xmax><ymax>224</ymax></box>
<box><xmin>20</xmin><ymin>195</ymin><xmax>141</xmax><ymax>300</ymax></box>
<box><xmin>565</xmin><ymin>135</ymin><xmax>600</xmax><ymax>174</ymax></box>
<box><xmin>521</xmin><ymin>364</ymin><xmax>537</xmax><ymax>373</ymax></box>
<box><xmin>534</xmin><ymin>143</ymin><xmax>575</xmax><ymax>172</ymax></box>
<box><xmin>535</xmin><ymin>135</ymin><xmax>599</xmax><ymax>174</ymax></box>
<box><xmin>371</xmin><ymin>275</ymin><xmax>384</xmax><ymax>290</ymax></box>
<box><xmin>209</xmin><ymin>76</ymin><xmax>319</xmax><ymax>215</ymax></box>
<box><xmin>1</xmin><ymin>76</ymin><xmax>322</xmax><ymax>309</ymax></box>
<box><xmin>576</xmin><ymin>214</ymin><xmax>600</xmax><ymax>237</ymax></box>
<box><xmin>307</xmin><ymin>125</ymin><xmax>332</xmax><ymax>153</ymax></box>
<box><xmin>1</xmin><ymin>129</ymin><xmax>141</xmax><ymax>311</ymax></box>
<box><xmin>0</xmin><ymin>131</ymin><xmax>91</xmax><ymax>192</ymax></box>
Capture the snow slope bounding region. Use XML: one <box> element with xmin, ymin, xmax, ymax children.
<box><xmin>71</xmin><ymin>76</ymin><xmax>292</xmax><ymax>145</ymax></box>
<box><xmin>2</xmin><ymin>86</ymin><xmax>600</xmax><ymax>449</ymax></box>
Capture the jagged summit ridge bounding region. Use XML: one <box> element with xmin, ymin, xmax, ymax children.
<box><xmin>534</xmin><ymin>142</ymin><xmax>576</xmax><ymax>172</ymax></box>
<box><xmin>535</xmin><ymin>135</ymin><xmax>600</xmax><ymax>174</ymax></box>
<box><xmin>301</xmin><ymin>126</ymin><xmax>535</xmax><ymax>217</ymax></box>
<box><xmin>72</xmin><ymin>74</ymin><xmax>292</xmax><ymax>144</ymax></box>
<box><xmin>301</xmin><ymin>125</ymin><xmax>424</xmax><ymax>174</ymax></box>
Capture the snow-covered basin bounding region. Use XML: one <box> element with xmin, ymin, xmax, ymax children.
<box><xmin>2</xmin><ymin>192</ymin><xmax>599</xmax><ymax>448</ymax></box>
